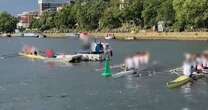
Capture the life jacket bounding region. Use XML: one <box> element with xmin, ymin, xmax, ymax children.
<box><xmin>95</xmin><ymin>43</ymin><xmax>104</xmax><ymax>53</ymax></box>
<box><xmin>45</xmin><ymin>49</ymin><xmax>55</xmax><ymax>58</ymax></box>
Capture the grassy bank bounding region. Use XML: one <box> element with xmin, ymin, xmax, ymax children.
<box><xmin>9</xmin><ymin>32</ymin><xmax>208</xmax><ymax>41</ymax></box>
<box><xmin>91</xmin><ymin>32</ymin><xmax>208</xmax><ymax>41</ymax></box>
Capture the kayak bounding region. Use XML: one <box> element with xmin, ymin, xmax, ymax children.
<box><xmin>19</xmin><ymin>52</ymin><xmax>46</xmax><ymax>60</ymax></box>
<box><xmin>167</xmin><ymin>74</ymin><xmax>204</xmax><ymax>89</ymax></box>
<box><xmin>167</xmin><ymin>75</ymin><xmax>191</xmax><ymax>88</ymax></box>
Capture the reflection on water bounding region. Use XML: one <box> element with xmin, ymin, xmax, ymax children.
<box><xmin>125</xmin><ymin>75</ymin><xmax>141</xmax><ymax>89</ymax></box>
<box><xmin>1</xmin><ymin>38</ymin><xmax>208</xmax><ymax>110</ymax></box>
<box><xmin>181</xmin><ymin>83</ymin><xmax>192</xmax><ymax>98</ymax></box>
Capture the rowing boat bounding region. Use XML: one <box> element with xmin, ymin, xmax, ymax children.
<box><xmin>112</xmin><ymin>63</ymin><xmax>155</xmax><ymax>78</ymax></box>
<box><xmin>18</xmin><ymin>52</ymin><xmax>46</xmax><ymax>60</ymax></box>
<box><xmin>112</xmin><ymin>70</ymin><xmax>135</xmax><ymax>78</ymax></box>
<box><xmin>167</xmin><ymin>74</ymin><xmax>204</xmax><ymax>89</ymax></box>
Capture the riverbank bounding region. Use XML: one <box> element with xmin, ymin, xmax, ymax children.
<box><xmin>91</xmin><ymin>32</ymin><xmax>208</xmax><ymax>41</ymax></box>
<box><xmin>5</xmin><ymin>32</ymin><xmax>208</xmax><ymax>40</ymax></box>
<box><xmin>43</xmin><ymin>32</ymin><xmax>208</xmax><ymax>41</ymax></box>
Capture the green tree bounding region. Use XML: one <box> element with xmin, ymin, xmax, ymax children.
<box><xmin>142</xmin><ymin>0</ymin><xmax>160</xmax><ymax>28</ymax></box>
<box><xmin>100</xmin><ymin>7</ymin><xmax>122</xmax><ymax>29</ymax></box>
<box><xmin>54</xmin><ymin>6</ymin><xmax>76</xmax><ymax>30</ymax></box>
<box><xmin>30</xmin><ymin>11</ymin><xmax>56</xmax><ymax>32</ymax></box>
<box><xmin>100</xmin><ymin>0</ymin><xmax>122</xmax><ymax>29</ymax></box>
<box><xmin>157</xmin><ymin>0</ymin><xmax>175</xmax><ymax>26</ymax></box>
<box><xmin>74</xmin><ymin>0</ymin><xmax>108</xmax><ymax>30</ymax></box>
<box><xmin>173</xmin><ymin>0</ymin><xmax>208</xmax><ymax>31</ymax></box>
<box><xmin>0</xmin><ymin>12</ymin><xmax>18</xmax><ymax>33</ymax></box>
<box><xmin>122</xmin><ymin>0</ymin><xmax>144</xmax><ymax>26</ymax></box>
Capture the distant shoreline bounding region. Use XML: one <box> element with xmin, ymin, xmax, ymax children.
<box><xmin>91</xmin><ymin>32</ymin><xmax>208</xmax><ymax>41</ymax></box>
<box><xmin>5</xmin><ymin>32</ymin><xmax>208</xmax><ymax>41</ymax></box>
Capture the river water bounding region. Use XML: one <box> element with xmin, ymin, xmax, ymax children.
<box><xmin>0</xmin><ymin>37</ymin><xmax>208</xmax><ymax>110</ymax></box>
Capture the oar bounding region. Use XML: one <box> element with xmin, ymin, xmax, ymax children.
<box><xmin>0</xmin><ymin>53</ymin><xmax>19</xmax><ymax>59</ymax></box>
<box><xmin>169</xmin><ymin>67</ymin><xmax>182</xmax><ymax>75</ymax></box>
<box><xmin>95</xmin><ymin>64</ymin><xmax>123</xmax><ymax>71</ymax></box>
<box><xmin>169</xmin><ymin>67</ymin><xmax>182</xmax><ymax>72</ymax></box>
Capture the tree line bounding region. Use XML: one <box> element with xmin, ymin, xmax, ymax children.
<box><xmin>0</xmin><ymin>0</ymin><xmax>208</xmax><ymax>33</ymax></box>
<box><xmin>0</xmin><ymin>12</ymin><xmax>18</xmax><ymax>33</ymax></box>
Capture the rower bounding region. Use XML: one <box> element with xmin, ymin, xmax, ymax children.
<box><xmin>202</xmin><ymin>52</ymin><xmax>208</xmax><ymax>69</ymax></box>
<box><xmin>132</xmin><ymin>52</ymin><xmax>141</xmax><ymax>70</ymax></box>
<box><xmin>124</xmin><ymin>56</ymin><xmax>135</xmax><ymax>71</ymax></box>
<box><xmin>196</xmin><ymin>54</ymin><xmax>204</xmax><ymax>73</ymax></box>
<box><xmin>183</xmin><ymin>54</ymin><xmax>193</xmax><ymax>77</ymax></box>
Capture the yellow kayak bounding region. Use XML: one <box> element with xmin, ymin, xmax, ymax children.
<box><xmin>167</xmin><ymin>75</ymin><xmax>191</xmax><ymax>88</ymax></box>
<box><xmin>167</xmin><ymin>74</ymin><xmax>204</xmax><ymax>89</ymax></box>
<box><xmin>19</xmin><ymin>52</ymin><xmax>46</xmax><ymax>60</ymax></box>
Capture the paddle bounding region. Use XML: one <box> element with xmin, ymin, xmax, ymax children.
<box><xmin>169</xmin><ymin>67</ymin><xmax>182</xmax><ymax>75</ymax></box>
<box><xmin>95</xmin><ymin>64</ymin><xmax>123</xmax><ymax>71</ymax></box>
<box><xmin>0</xmin><ymin>53</ymin><xmax>19</xmax><ymax>59</ymax></box>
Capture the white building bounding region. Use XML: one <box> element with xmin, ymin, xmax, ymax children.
<box><xmin>38</xmin><ymin>0</ymin><xmax>75</xmax><ymax>14</ymax></box>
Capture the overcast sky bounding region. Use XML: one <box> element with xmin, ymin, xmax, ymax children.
<box><xmin>0</xmin><ymin>0</ymin><xmax>38</xmax><ymax>16</ymax></box>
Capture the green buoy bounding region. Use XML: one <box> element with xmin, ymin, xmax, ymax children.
<box><xmin>102</xmin><ymin>58</ymin><xmax>112</xmax><ymax>77</ymax></box>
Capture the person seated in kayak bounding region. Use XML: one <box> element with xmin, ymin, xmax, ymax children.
<box><xmin>26</xmin><ymin>46</ymin><xmax>33</xmax><ymax>55</ymax></box>
<box><xmin>95</xmin><ymin>42</ymin><xmax>104</xmax><ymax>54</ymax></box>
<box><xmin>45</xmin><ymin>49</ymin><xmax>56</xmax><ymax>58</ymax></box>
<box><xmin>31</xmin><ymin>46</ymin><xmax>38</xmax><ymax>55</ymax></box>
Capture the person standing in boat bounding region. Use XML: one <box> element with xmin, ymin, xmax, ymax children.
<box><xmin>95</xmin><ymin>42</ymin><xmax>104</xmax><ymax>54</ymax></box>
<box><xmin>103</xmin><ymin>43</ymin><xmax>113</xmax><ymax>59</ymax></box>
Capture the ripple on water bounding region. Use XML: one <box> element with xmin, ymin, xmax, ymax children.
<box><xmin>182</xmin><ymin>107</ymin><xmax>190</xmax><ymax>110</ymax></box>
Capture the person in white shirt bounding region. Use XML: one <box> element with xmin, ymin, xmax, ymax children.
<box><xmin>183</xmin><ymin>61</ymin><xmax>192</xmax><ymax>77</ymax></box>
<box><xmin>183</xmin><ymin>53</ymin><xmax>195</xmax><ymax>77</ymax></box>
<box><xmin>124</xmin><ymin>57</ymin><xmax>135</xmax><ymax>71</ymax></box>
<box><xmin>132</xmin><ymin>54</ymin><xmax>140</xmax><ymax>70</ymax></box>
